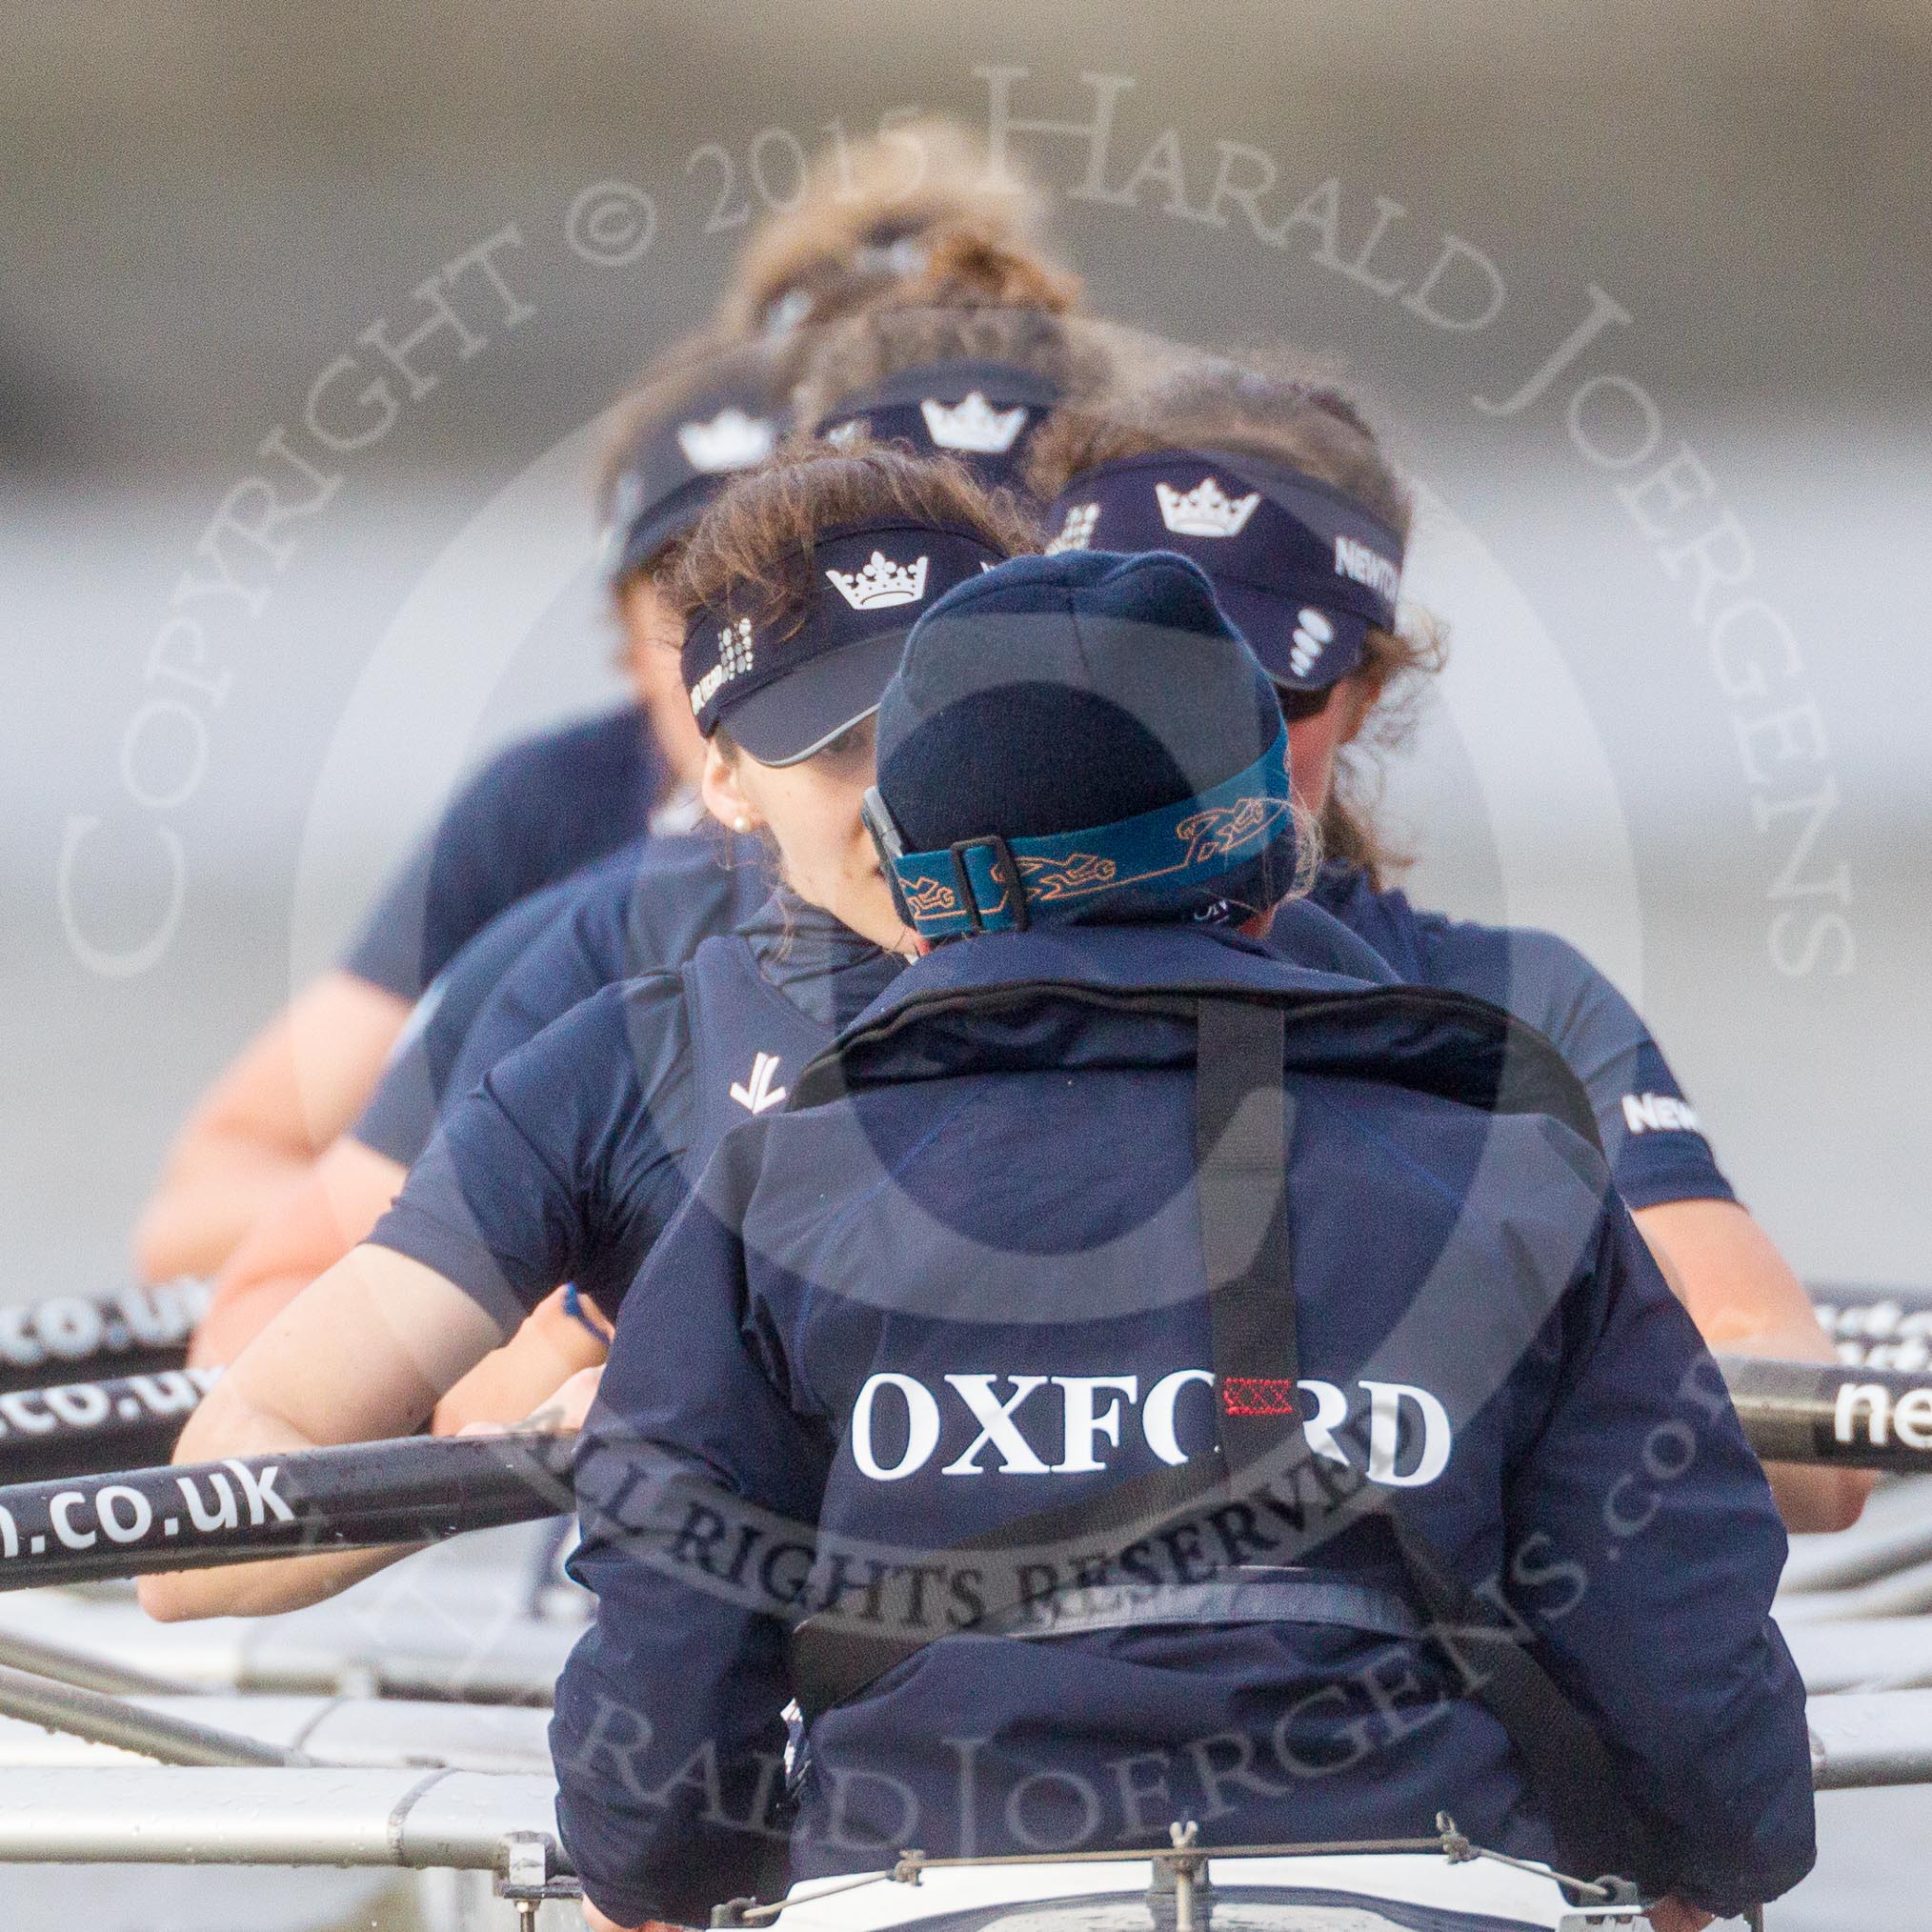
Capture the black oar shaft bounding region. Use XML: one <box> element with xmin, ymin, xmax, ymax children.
<box><xmin>0</xmin><ymin>1358</ymin><xmax>1910</xmax><ymax>1596</ymax></box>
<box><xmin>1721</xmin><ymin>1356</ymin><xmax>1932</xmax><ymax>1473</ymax></box>
<box><xmin>0</xmin><ymin>1430</ymin><xmax>577</xmax><ymax>1592</ymax></box>
<box><xmin>0</xmin><ymin>1283</ymin><xmax>208</xmax><ymax>1396</ymax></box>
<box><xmin>0</xmin><ymin>1366</ymin><xmax>219</xmax><ymax>1482</ymax></box>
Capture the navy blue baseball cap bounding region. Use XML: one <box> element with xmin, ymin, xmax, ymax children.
<box><xmin>603</xmin><ymin>347</ymin><xmax>789</xmax><ymax>587</ymax></box>
<box><xmin>682</xmin><ymin>518</ymin><xmax>1009</xmax><ymax>766</ymax></box>
<box><xmin>868</xmin><ymin>548</ymin><xmax>1297</xmax><ymax>937</ymax></box>
<box><xmin>1043</xmin><ymin>448</ymin><xmax>1403</xmax><ymax>695</ymax></box>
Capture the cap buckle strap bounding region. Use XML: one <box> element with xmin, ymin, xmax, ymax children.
<box><xmin>947</xmin><ymin>835</ymin><xmax>1029</xmax><ymax>934</ymax></box>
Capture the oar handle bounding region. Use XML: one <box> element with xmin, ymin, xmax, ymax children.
<box><xmin>1810</xmin><ymin>1285</ymin><xmax>1932</xmax><ymax>1371</ymax></box>
<box><xmin>0</xmin><ymin>1366</ymin><xmax>219</xmax><ymax>1482</ymax></box>
<box><xmin>0</xmin><ymin>1283</ymin><xmax>208</xmax><ymax>1396</ymax></box>
<box><xmin>0</xmin><ymin>1430</ymin><xmax>578</xmax><ymax>1592</ymax></box>
<box><xmin>1721</xmin><ymin>1356</ymin><xmax>1932</xmax><ymax>1472</ymax></box>
<box><xmin>0</xmin><ymin>1355</ymin><xmax>1914</xmax><ymax>1594</ymax></box>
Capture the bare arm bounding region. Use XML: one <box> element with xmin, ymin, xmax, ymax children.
<box><xmin>133</xmin><ymin>972</ymin><xmax>410</xmax><ymax>1282</ymax></box>
<box><xmin>433</xmin><ymin>1289</ymin><xmax>608</xmax><ymax>1434</ymax></box>
<box><xmin>190</xmin><ymin>1137</ymin><xmax>407</xmax><ymax>1367</ymax></box>
<box><xmin>139</xmin><ymin>1244</ymin><xmax>506</xmax><ymax>1620</ymax></box>
<box><xmin>1635</xmin><ymin>1197</ymin><xmax>1872</xmax><ymax>1533</ymax></box>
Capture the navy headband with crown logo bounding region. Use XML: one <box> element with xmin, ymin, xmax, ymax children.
<box><xmin>681</xmin><ymin>519</ymin><xmax>1006</xmax><ymax>765</ymax></box>
<box><xmin>604</xmin><ymin>378</ymin><xmax>786</xmax><ymax>587</ymax></box>
<box><xmin>822</xmin><ymin>360</ymin><xmax>1063</xmax><ymax>494</ymax></box>
<box><xmin>1044</xmin><ymin>449</ymin><xmax>1405</xmax><ymax>691</ymax></box>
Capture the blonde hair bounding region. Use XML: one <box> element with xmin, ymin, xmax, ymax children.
<box><xmin>792</xmin><ymin>229</ymin><xmax>1100</xmax><ymax>431</ymax></box>
<box><xmin>717</xmin><ymin>117</ymin><xmax>1062</xmax><ymax>343</ymax></box>
<box><xmin>1027</xmin><ymin>352</ymin><xmax>1444</xmax><ymax>886</ymax></box>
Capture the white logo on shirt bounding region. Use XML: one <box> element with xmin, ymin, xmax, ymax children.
<box><xmin>729</xmin><ymin>1052</ymin><xmax>788</xmax><ymax>1115</ymax></box>
<box><xmin>848</xmin><ymin>1371</ymin><xmax>1452</xmax><ymax>1487</ymax></box>
<box><xmin>1620</xmin><ymin>1093</ymin><xmax>1701</xmax><ymax>1135</ymax></box>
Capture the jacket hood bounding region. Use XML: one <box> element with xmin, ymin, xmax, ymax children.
<box><xmin>792</xmin><ymin>922</ymin><xmax>1600</xmax><ymax>1149</ymax></box>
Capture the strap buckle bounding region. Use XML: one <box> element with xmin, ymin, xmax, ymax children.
<box><xmin>947</xmin><ymin>835</ymin><xmax>1028</xmax><ymax>933</ymax></box>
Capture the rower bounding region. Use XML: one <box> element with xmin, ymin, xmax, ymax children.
<box><xmin>131</xmin><ymin>114</ymin><xmax>1067</xmax><ymax>1291</ymax></box>
<box><xmin>141</xmin><ymin>437</ymin><xmax>1037</xmax><ymax>1618</ymax></box>
<box><xmin>178</xmin><ymin>336</ymin><xmax>788</xmax><ymax>1368</ymax></box>
<box><xmin>551</xmin><ymin>547</ymin><xmax>1814</xmax><ymax>1932</ymax></box>
<box><xmin>131</xmin><ymin>337</ymin><xmax>783</xmax><ymax>1287</ymax></box>
<box><xmin>715</xmin><ymin>114</ymin><xmax>1063</xmax><ymax>351</ymax></box>
<box><xmin>185</xmin><ymin>242</ymin><xmax>1118</xmax><ymax>1398</ymax></box>
<box><xmin>1027</xmin><ymin>354</ymin><xmax>1871</xmax><ymax>1534</ymax></box>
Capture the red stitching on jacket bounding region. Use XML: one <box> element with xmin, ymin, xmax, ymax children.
<box><xmin>1221</xmin><ymin>1378</ymin><xmax>1298</xmax><ymax>1417</ymax></box>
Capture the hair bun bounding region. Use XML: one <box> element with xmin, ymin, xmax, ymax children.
<box><xmin>901</xmin><ymin>224</ymin><xmax>1082</xmax><ymax>315</ymax></box>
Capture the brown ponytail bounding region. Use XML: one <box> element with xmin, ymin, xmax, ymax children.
<box><xmin>892</xmin><ymin>224</ymin><xmax>1083</xmax><ymax>315</ymax></box>
<box><xmin>793</xmin><ymin>231</ymin><xmax>1104</xmax><ymax>436</ymax></box>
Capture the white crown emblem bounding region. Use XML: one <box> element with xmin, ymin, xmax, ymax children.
<box><xmin>1046</xmin><ymin>502</ymin><xmax>1099</xmax><ymax>553</ymax></box>
<box><xmin>676</xmin><ymin>408</ymin><xmax>777</xmax><ymax>473</ymax></box>
<box><xmin>1155</xmin><ymin>475</ymin><xmax>1261</xmax><ymax>538</ymax></box>
<box><xmin>920</xmin><ymin>392</ymin><xmax>1029</xmax><ymax>454</ymax></box>
<box><xmin>689</xmin><ymin>617</ymin><xmax>755</xmax><ymax>714</ymax></box>
<box><xmin>825</xmin><ymin>551</ymin><xmax>930</xmax><ymax>610</ymax></box>
<box><xmin>1288</xmin><ymin>606</ymin><xmax>1334</xmax><ymax>679</ymax></box>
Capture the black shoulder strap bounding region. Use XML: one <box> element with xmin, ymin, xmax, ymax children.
<box><xmin>788</xmin><ymin>996</ymin><xmax>1647</xmax><ymax>1881</ymax></box>
<box><xmin>1196</xmin><ymin>1001</ymin><xmax>1299</xmax><ymax>1473</ymax></box>
<box><xmin>789</xmin><ymin>1003</ymin><xmax>1283</xmax><ymax>1720</ymax></box>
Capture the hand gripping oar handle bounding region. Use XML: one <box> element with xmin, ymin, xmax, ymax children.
<box><xmin>0</xmin><ymin>1366</ymin><xmax>221</xmax><ymax>1483</ymax></box>
<box><xmin>1721</xmin><ymin>1356</ymin><xmax>1932</xmax><ymax>1472</ymax></box>
<box><xmin>0</xmin><ymin>1282</ymin><xmax>209</xmax><ymax>1396</ymax></box>
<box><xmin>0</xmin><ymin>1429</ymin><xmax>579</xmax><ymax>1592</ymax></box>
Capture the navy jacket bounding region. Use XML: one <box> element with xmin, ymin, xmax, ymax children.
<box><xmin>354</xmin><ymin>837</ymin><xmax>1733</xmax><ymax>1214</ymax></box>
<box><xmin>554</xmin><ymin>923</ymin><xmax>1811</xmax><ymax>1926</ymax></box>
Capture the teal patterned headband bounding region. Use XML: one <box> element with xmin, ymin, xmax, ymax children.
<box><xmin>869</xmin><ymin>721</ymin><xmax>1293</xmax><ymax>940</ymax></box>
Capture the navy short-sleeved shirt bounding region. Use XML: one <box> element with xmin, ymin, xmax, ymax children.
<box><xmin>352</xmin><ymin>834</ymin><xmax>767</xmax><ymax>1166</ymax></box>
<box><xmin>365</xmin><ymin>895</ymin><xmax>900</xmax><ymax>1327</ymax></box>
<box><xmin>341</xmin><ymin>705</ymin><xmax>662</xmax><ymax>1001</ymax></box>
<box><xmin>1306</xmin><ymin>862</ymin><xmax>1735</xmax><ymax>1211</ymax></box>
